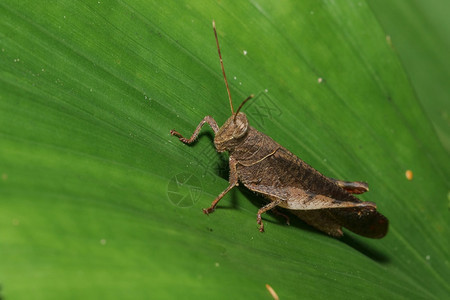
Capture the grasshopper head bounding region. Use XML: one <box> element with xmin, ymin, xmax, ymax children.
<box><xmin>214</xmin><ymin>112</ymin><xmax>249</xmax><ymax>152</ymax></box>
<box><xmin>211</xmin><ymin>21</ymin><xmax>253</xmax><ymax>153</ymax></box>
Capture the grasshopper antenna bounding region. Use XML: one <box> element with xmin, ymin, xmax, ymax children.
<box><xmin>213</xmin><ymin>20</ymin><xmax>234</xmax><ymax>114</ymax></box>
<box><xmin>234</xmin><ymin>94</ymin><xmax>254</xmax><ymax>121</ymax></box>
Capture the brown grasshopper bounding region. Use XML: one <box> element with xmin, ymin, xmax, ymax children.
<box><xmin>170</xmin><ymin>21</ymin><xmax>388</xmax><ymax>238</ymax></box>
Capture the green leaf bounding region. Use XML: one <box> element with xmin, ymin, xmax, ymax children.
<box><xmin>368</xmin><ymin>0</ymin><xmax>450</xmax><ymax>152</ymax></box>
<box><xmin>1</xmin><ymin>1</ymin><xmax>448</xmax><ymax>299</ymax></box>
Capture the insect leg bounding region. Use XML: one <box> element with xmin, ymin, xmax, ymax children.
<box><xmin>203</xmin><ymin>157</ymin><xmax>238</xmax><ymax>214</ymax></box>
<box><xmin>271</xmin><ymin>207</ymin><xmax>290</xmax><ymax>225</ymax></box>
<box><xmin>257</xmin><ymin>199</ymin><xmax>283</xmax><ymax>232</ymax></box>
<box><xmin>292</xmin><ymin>210</ymin><xmax>344</xmax><ymax>237</ymax></box>
<box><xmin>170</xmin><ymin>116</ymin><xmax>219</xmax><ymax>144</ymax></box>
<box><xmin>330</xmin><ymin>179</ymin><xmax>369</xmax><ymax>194</ymax></box>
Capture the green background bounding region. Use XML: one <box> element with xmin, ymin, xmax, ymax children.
<box><xmin>1</xmin><ymin>0</ymin><xmax>448</xmax><ymax>299</ymax></box>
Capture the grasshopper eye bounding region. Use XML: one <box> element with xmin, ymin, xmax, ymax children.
<box><xmin>232</xmin><ymin>113</ymin><xmax>248</xmax><ymax>139</ymax></box>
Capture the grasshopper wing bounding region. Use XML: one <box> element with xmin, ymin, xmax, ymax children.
<box><xmin>237</xmin><ymin>146</ymin><xmax>388</xmax><ymax>238</ymax></box>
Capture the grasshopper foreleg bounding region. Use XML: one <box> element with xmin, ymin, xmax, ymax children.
<box><xmin>170</xmin><ymin>116</ymin><xmax>219</xmax><ymax>144</ymax></box>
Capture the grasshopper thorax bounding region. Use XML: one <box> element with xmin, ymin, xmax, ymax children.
<box><xmin>214</xmin><ymin>112</ymin><xmax>249</xmax><ymax>152</ymax></box>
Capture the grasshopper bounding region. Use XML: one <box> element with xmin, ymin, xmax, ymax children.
<box><xmin>170</xmin><ymin>21</ymin><xmax>388</xmax><ymax>238</ymax></box>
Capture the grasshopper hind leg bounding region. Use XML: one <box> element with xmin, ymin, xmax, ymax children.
<box><xmin>292</xmin><ymin>206</ymin><xmax>388</xmax><ymax>238</ymax></box>
<box><xmin>330</xmin><ymin>178</ymin><xmax>369</xmax><ymax>195</ymax></box>
<box><xmin>292</xmin><ymin>210</ymin><xmax>344</xmax><ymax>237</ymax></box>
